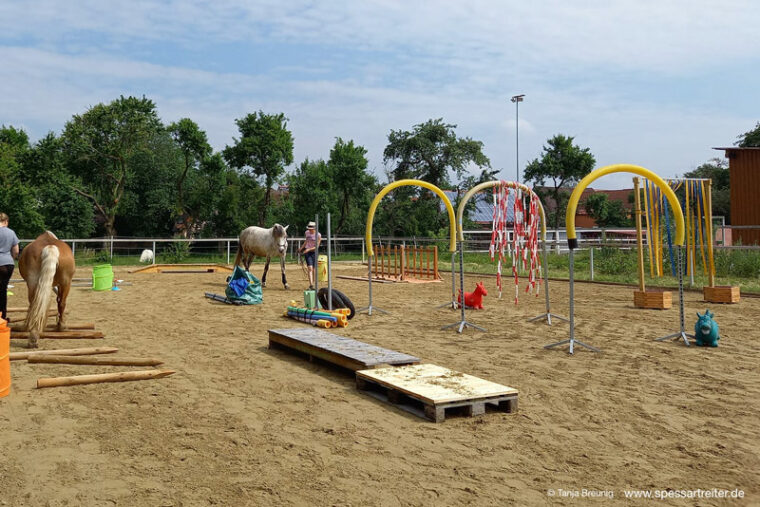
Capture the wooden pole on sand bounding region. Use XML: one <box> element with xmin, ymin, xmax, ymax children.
<box><xmin>28</xmin><ymin>355</ymin><xmax>164</xmax><ymax>366</ymax></box>
<box><xmin>37</xmin><ymin>370</ymin><xmax>175</xmax><ymax>388</ymax></box>
<box><xmin>10</xmin><ymin>347</ymin><xmax>118</xmax><ymax>361</ymax></box>
<box><xmin>634</xmin><ymin>177</ymin><xmax>646</xmax><ymax>292</ymax></box>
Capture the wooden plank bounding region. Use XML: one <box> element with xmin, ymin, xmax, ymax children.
<box><xmin>268</xmin><ymin>328</ymin><xmax>420</xmax><ymax>371</ymax></box>
<box><xmin>356</xmin><ymin>372</ymin><xmax>518</xmax><ymax>423</ymax></box>
<box><xmin>335</xmin><ymin>275</ymin><xmax>396</xmax><ymax>283</ymax></box>
<box><xmin>11</xmin><ymin>331</ymin><xmax>104</xmax><ymax>340</ymax></box>
<box><xmin>10</xmin><ymin>323</ymin><xmax>95</xmax><ymax>331</ymax></box>
<box><xmin>356</xmin><ymin>364</ymin><xmax>518</xmax><ymax>405</ymax></box>
<box><xmin>28</xmin><ymin>355</ymin><xmax>163</xmax><ymax>366</ymax></box>
<box><xmin>129</xmin><ymin>264</ymin><xmax>233</xmax><ymax>274</ymax></box>
<box><xmin>37</xmin><ymin>370</ymin><xmax>175</xmax><ymax>388</ymax></box>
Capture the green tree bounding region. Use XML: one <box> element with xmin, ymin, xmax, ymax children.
<box><xmin>523</xmin><ymin>134</ymin><xmax>596</xmax><ymax>231</ymax></box>
<box><xmin>206</xmin><ymin>166</ymin><xmax>263</xmax><ymax>237</ymax></box>
<box><xmin>0</xmin><ymin>126</ymin><xmax>46</xmax><ymax>237</ymax></box>
<box><xmin>168</xmin><ymin>118</ymin><xmax>212</xmax><ymax>233</ymax></box>
<box><xmin>736</xmin><ymin>122</ymin><xmax>760</xmax><ymax>147</ymax></box>
<box><xmin>583</xmin><ymin>193</ymin><xmax>631</xmax><ymax>228</ymax></box>
<box><xmin>683</xmin><ymin>158</ymin><xmax>731</xmax><ymax>223</ymax></box>
<box><xmin>21</xmin><ymin>133</ymin><xmax>95</xmax><ymax>238</ymax></box>
<box><xmin>327</xmin><ymin>138</ymin><xmax>377</xmax><ymax>234</ymax></box>
<box><xmin>223</xmin><ymin>112</ymin><xmax>294</xmax><ymax>225</ymax></box>
<box><xmin>286</xmin><ymin>159</ymin><xmax>339</xmax><ymax>230</ymax></box>
<box><xmin>116</xmin><ymin>130</ymin><xmax>182</xmax><ymax>237</ymax></box>
<box><xmin>382</xmin><ymin>119</ymin><xmax>490</xmax><ymax>237</ymax></box>
<box><xmin>62</xmin><ymin>96</ymin><xmax>163</xmax><ymax>237</ymax></box>
<box><xmin>383</xmin><ymin>119</ymin><xmax>490</xmax><ymax>188</ymax></box>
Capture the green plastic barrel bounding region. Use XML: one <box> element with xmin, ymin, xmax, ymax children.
<box><xmin>92</xmin><ymin>264</ymin><xmax>114</xmax><ymax>291</ymax></box>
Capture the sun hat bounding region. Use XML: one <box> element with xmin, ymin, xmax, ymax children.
<box><xmin>307</xmin><ymin>221</ymin><xmax>316</xmax><ymax>229</ymax></box>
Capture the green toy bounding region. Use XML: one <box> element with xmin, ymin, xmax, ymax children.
<box><xmin>695</xmin><ymin>310</ymin><xmax>720</xmax><ymax>347</ymax></box>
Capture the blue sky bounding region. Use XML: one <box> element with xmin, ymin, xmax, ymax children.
<box><xmin>1</xmin><ymin>0</ymin><xmax>758</xmax><ymax>189</ymax></box>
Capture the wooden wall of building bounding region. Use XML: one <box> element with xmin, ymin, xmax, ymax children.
<box><xmin>727</xmin><ymin>148</ymin><xmax>760</xmax><ymax>245</ymax></box>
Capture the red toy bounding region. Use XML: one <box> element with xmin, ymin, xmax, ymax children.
<box><xmin>458</xmin><ymin>282</ymin><xmax>488</xmax><ymax>309</ymax></box>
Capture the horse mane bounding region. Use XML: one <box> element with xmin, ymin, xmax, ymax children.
<box><xmin>272</xmin><ymin>224</ymin><xmax>287</xmax><ymax>237</ymax></box>
<box><xmin>45</xmin><ymin>230</ymin><xmax>59</xmax><ymax>240</ymax></box>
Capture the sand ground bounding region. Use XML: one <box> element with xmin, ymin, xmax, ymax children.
<box><xmin>1</xmin><ymin>262</ymin><xmax>758</xmax><ymax>506</ymax></box>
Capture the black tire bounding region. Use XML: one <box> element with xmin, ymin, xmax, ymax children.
<box><xmin>317</xmin><ymin>288</ymin><xmax>355</xmax><ymax>320</ymax></box>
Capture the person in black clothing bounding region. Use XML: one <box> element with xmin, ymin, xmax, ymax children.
<box><xmin>0</xmin><ymin>213</ymin><xmax>20</xmax><ymax>322</ymax></box>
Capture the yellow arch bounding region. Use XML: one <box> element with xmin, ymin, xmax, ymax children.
<box><xmin>365</xmin><ymin>179</ymin><xmax>457</xmax><ymax>256</ymax></box>
<box><xmin>565</xmin><ymin>164</ymin><xmax>684</xmax><ymax>249</ymax></box>
<box><xmin>456</xmin><ymin>180</ymin><xmax>546</xmax><ymax>241</ymax></box>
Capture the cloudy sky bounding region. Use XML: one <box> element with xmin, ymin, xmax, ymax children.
<box><xmin>1</xmin><ymin>0</ymin><xmax>758</xmax><ymax>188</ymax></box>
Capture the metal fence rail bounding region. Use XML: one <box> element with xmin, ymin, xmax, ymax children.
<box><xmin>18</xmin><ymin>226</ymin><xmax>760</xmax><ymax>266</ymax></box>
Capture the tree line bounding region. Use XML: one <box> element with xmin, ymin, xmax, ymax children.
<box><xmin>1</xmin><ymin>95</ymin><xmax>756</xmax><ymax>239</ymax></box>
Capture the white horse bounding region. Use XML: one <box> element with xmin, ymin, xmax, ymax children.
<box><xmin>234</xmin><ymin>224</ymin><xmax>290</xmax><ymax>289</ymax></box>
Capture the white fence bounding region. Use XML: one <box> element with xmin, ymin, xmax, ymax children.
<box><xmin>18</xmin><ymin>226</ymin><xmax>758</xmax><ymax>266</ymax></box>
<box><xmin>16</xmin><ymin>228</ymin><xmax>644</xmax><ymax>264</ymax></box>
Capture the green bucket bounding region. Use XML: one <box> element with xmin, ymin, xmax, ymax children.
<box><xmin>92</xmin><ymin>264</ymin><xmax>114</xmax><ymax>291</ymax></box>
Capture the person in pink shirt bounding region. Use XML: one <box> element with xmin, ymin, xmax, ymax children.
<box><xmin>298</xmin><ymin>221</ymin><xmax>321</xmax><ymax>290</ymax></box>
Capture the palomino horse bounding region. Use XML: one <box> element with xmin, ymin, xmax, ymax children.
<box><xmin>234</xmin><ymin>224</ymin><xmax>290</xmax><ymax>289</ymax></box>
<box><xmin>18</xmin><ymin>231</ymin><xmax>75</xmax><ymax>348</ymax></box>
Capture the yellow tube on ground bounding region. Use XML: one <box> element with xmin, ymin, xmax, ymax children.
<box><xmin>365</xmin><ymin>179</ymin><xmax>456</xmax><ymax>256</ymax></box>
<box><xmin>565</xmin><ymin>164</ymin><xmax>685</xmax><ymax>249</ymax></box>
<box><xmin>455</xmin><ymin>180</ymin><xmax>547</xmax><ymax>241</ymax></box>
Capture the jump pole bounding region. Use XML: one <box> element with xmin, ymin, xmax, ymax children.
<box><xmin>435</xmin><ymin>252</ymin><xmax>457</xmax><ymax>309</ymax></box>
<box><xmin>655</xmin><ymin>246</ymin><xmax>694</xmax><ymax>345</ymax></box>
<box><xmin>327</xmin><ymin>213</ymin><xmax>332</xmax><ymax>311</ymax></box>
<box><xmin>313</xmin><ymin>214</ymin><xmax>319</xmax><ymax>309</ymax></box>
<box><xmin>441</xmin><ymin>239</ymin><xmax>485</xmax><ymax>332</ymax></box>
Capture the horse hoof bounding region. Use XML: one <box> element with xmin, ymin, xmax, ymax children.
<box><xmin>28</xmin><ymin>339</ymin><xmax>39</xmax><ymax>349</ymax></box>
<box><xmin>284</xmin><ymin>284</ymin><xmax>290</xmax><ymax>290</ymax></box>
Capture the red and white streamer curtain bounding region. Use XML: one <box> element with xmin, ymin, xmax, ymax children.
<box><xmin>489</xmin><ymin>181</ymin><xmax>542</xmax><ymax>303</ymax></box>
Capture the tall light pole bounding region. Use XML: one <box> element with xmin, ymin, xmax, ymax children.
<box><xmin>511</xmin><ymin>94</ymin><xmax>525</xmax><ymax>182</ymax></box>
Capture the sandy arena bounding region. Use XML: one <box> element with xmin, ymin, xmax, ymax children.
<box><xmin>2</xmin><ymin>262</ymin><xmax>758</xmax><ymax>506</ymax></box>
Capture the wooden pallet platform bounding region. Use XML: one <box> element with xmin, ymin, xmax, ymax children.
<box><xmin>129</xmin><ymin>263</ymin><xmax>233</xmax><ymax>274</ymax></box>
<box><xmin>356</xmin><ymin>364</ymin><xmax>518</xmax><ymax>423</ymax></box>
<box><xmin>703</xmin><ymin>285</ymin><xmax>740</xmax><ymax>304</ymax></box>
<box><xmin>268</xmin><ymin>328</ymin><xmax>420</xmax><ymax>371</ymax></box>
<box><xmin>633</xmin><ymin>290</ymin><xmax>672</xmax><ymax>310</ymax></box>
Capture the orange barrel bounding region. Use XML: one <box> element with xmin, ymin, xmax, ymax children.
<box><xmin>0</xmin><ymin>317</ymin><xmax>10</xmax><ymax>398</ymax></box>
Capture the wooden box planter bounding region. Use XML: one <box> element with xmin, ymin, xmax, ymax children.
<box><xmin>703</xmin><ymin>286</ymin><xmax>740</xmax><ymax>304</ymax></box>
<box><xmin>633</xmin><ymin>290</ymin><xmax>672</xmax><ymax>310</ymax></box>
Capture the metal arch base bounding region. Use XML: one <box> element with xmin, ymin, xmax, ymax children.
<box><xmin>543</xmin><ymin>338</ymin><xmax>601</xmax><ymax>354</ymax></box>
<box><xmin>528</xmin><ymin>241</ymin><xmax>569</xmax><ymax>326</ymax></box>
<box><xmin>357</xmin><ymin>255</ymin><xmax>390</xmax><ymax>317</ymax></box>
<box><xmin>528</xmin><ymin>313</ymin><xmax>570</xmax><ymax>326</ymax></box>
<box><xmin>357</xmin><ymin>306</ymin><xmax>390</xmax><ymax>316</ymax></box>
<box><xmin>655</xmin><ymin>331</ymin><xmax>693</xmax><ymax>346</ymax></box>
<box><xmin>435</xmin><ymin>252</ymin><xmax>458</xmax><ymax>309</ymax></box>
<box><xmin>542</xmin><ymin>249</ymin><xmax>600</xmax><ymax>354</ymax></box>
<box><xmin>441</xmin><ymin>320</ymin><xmax>487</xmax><ymax>333</ymax></box>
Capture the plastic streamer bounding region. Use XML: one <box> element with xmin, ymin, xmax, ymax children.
<box><xmin>488</xmin><ymin>181</ymin><xmax>542</xmax><ymax>303</ymax></box>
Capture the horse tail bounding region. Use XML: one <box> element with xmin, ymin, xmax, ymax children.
<box><xmin>27</xmin><ymin>245</ymin><xmax>59</xmax><ymax>335</ymax></box>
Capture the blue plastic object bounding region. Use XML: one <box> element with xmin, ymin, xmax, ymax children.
<box><xmin>228</xmin><ymin>277</ymin><xmax>249</xmax><ymax>297</ymax></box>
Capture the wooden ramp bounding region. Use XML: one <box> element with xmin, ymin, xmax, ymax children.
<box><xmin>356</xmin><ymin>364</ymin><xmax>518</xmax><ymax>423</ymax></box>
<box><xmin>129</xmin><ymin>264</ymin><xmax>233</xmax><ymax>274</ymax></box>
<box><xmin>268</xmin><ymin>328</ymin><xmax>420</xmax><ymax>371</ymax></box>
